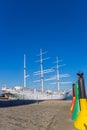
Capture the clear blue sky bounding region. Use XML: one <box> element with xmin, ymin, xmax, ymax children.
<box><xmin>0</xmin><ymin>0</ymin><xmax>87</xmax><ymax>91</ymax></box>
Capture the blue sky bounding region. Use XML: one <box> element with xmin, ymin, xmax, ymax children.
<box><xmin>0</xmin><ymin>0</ymin><xmax>87</xmax><ymax>91</ymax></box>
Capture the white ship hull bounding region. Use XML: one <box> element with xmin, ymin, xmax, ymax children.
<box><xmin>23</xmin><ymin>91</ymin><xmax>67</xmax><ymax>100</ymax></box>
<box><xmin>2</xmin><ymin>88</ymin><xmax>67</xmax><ymax>100</ymax></box>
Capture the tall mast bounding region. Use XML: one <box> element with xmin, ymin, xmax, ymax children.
<box><xmin>56</xmin><ymin>57</ymin><xmax>60</xmax><ymax>91</ymax></box>
<box><xmin>24</xmin><ymin>54</ymin><xmax>26</xmax><ymax>89</ymax></box>
<box><xmin>40</xmin><ymin>49</ymin><xmax>44</xmax><ymax>92</ymax></box>
<box><xmin>46</xmin><ymin>57</ymin><xmax>71</xmax><ymax>91</ymax></box>
<box><xmin>33</xmin><ymin>49</ymin><xmax>51</xmax><ymax>92</ymax></box>
<box><xmin>56</xmin><ymin>57</ymin><xmax>71</xmax><ymax>91</ymax></box>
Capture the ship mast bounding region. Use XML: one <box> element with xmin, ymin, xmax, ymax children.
<box><xmin>56</xmin><ymin>57</ymin><xmax>60</xmax><ymax>91</ymax></box>
<box><xmin>24</xmin><ymin>54</ymin><xmax>29</xmax><ymax>89</ymax></box>
<box><xmin>48</xmin><ymin>57</ymin><xmax>70</xmax><ymax>92</ymax></box>
<box><xmin>33</xmin><ymin>49</ymin><xmax>52</xmax><ymax>93</ymax></box>
<box><xmin>24</xmin><ymin>54</ymin><xmax>26</xmax><ymax>89</ymax></box>
<box><xmin>40</xmin><ymin>49</ymin><xmax>44</xmax><ymax>92</ymax></box>
<box><xmin>56</xmin><ymin>57</ymin><xmax>71</xmax><ymax>92</ymax></box>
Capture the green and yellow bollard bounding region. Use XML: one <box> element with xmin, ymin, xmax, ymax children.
<box><xmin>72</xmin><ymin>83</ymin><xmax>80</xmax><ymax>121</ymax></box>
<box><xmin>74</xmin><ymin>73</ymin><xmax>87</xmax><ymax>130</ymax></box>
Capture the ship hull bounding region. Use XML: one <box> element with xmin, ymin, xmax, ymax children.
<box><xmin>2</xmin><ymin>89</ymin><xmax>67</xmax><ymax>100</ymax></box>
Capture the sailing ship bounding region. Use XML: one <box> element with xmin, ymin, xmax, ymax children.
<box><xmin>2</xmin><ymin>49</ymin><xmax>71</xmax><ymax>100</ymax></box>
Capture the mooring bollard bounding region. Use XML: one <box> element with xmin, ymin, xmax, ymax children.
<box><xmin>74</xmin><ymin>73</ymin><xmax>87</xmax><ymax>130</ymax></box>
<box><xmin>70</xmin><ymin>84</ymin><xmax>76</xmax><ymax>113</ymax></box>
<box><xmin>72</xmin><ymin>83</ymin><xmax>80</xmax><ymax>121</ymax></box>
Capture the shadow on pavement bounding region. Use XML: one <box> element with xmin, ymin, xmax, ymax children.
<box><xmin>0</xmin><ymin>99</ymin><xmax>42</xmax><ymax>108</ymax></box>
